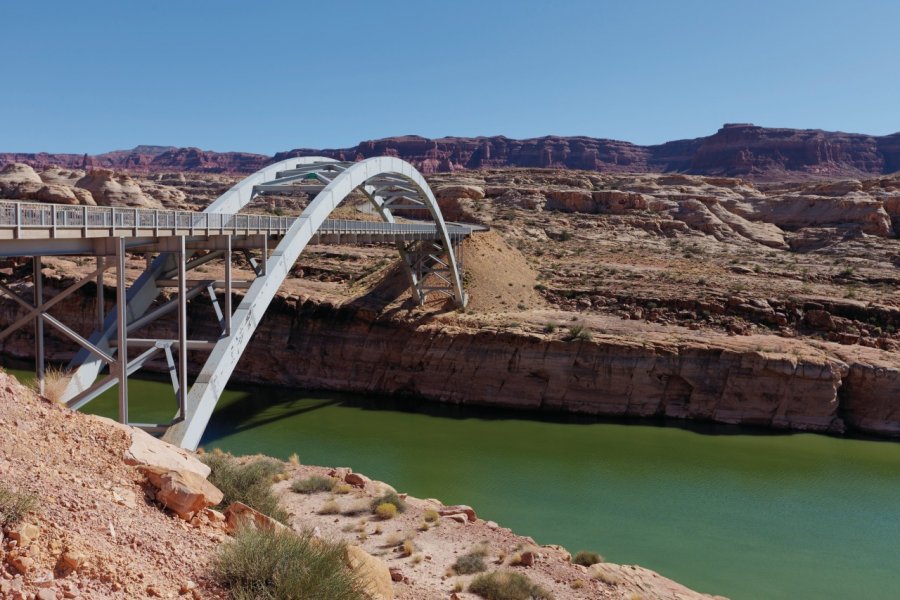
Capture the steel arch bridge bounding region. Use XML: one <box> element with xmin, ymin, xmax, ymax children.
<box><xmin>0</xmin><ymin>156</ymin><xmax>471</xmax><ymax>449</ymax></box>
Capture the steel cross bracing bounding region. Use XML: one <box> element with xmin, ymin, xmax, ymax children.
<box><xmin>0</xmin><ymin>156</ymin><xmax>471</xmax><ymax>449</ymax></box>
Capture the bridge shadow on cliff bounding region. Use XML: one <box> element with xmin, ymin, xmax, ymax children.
<box><xmin>344</xmin><ymin>260</ymin><xmax>457</xmax><ymax>324</ymax></box>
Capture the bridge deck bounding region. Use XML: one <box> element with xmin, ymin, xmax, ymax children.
<box><xmin>0</xmin><ymin>200</ymin><xmax>472</xmax><ymax>256</ymax></box>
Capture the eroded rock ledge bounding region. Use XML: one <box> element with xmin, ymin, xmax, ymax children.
<box><xmin>0</xmin><ymin>285</ymin><xmax>897</xmax><ymax>439</ymax></box>
<box><xmin>234</xmin><ymin>297</ymin><xmax>900</xmax><ymax>438</ymax></box>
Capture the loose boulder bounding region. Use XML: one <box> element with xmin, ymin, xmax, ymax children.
<box><xmin>139</xmin><ymin>465</ymin><xmax>223</xmax><ymax>521</ymax></box>
<box><xmin>222</xmin><ymin>501</ymin><xmax>286</xmax><ymax>533</ymax></box>
<box><xmin>344</xmin><ymin>544</ymin><xmax>393</xmax><ymax>600</ymax></box>
<box><xmin>123</xmin><ymin>426</ymin><xmax>211</xmax><ymax>479</ymax></box>
<box><xmin>439</xmin><ymin>504</ymin><xmax>477</xmax><ymax>522</ymax></box>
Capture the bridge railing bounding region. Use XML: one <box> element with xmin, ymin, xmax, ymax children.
<box><xmin>0</xmin><ymin>200</ymin><xmax>296</xmax><ymax>234</ymax></box>
<box><xmin>0</xmin><ymin>200</ymin><xmax>470</xmax><ymax>239</ymax></box>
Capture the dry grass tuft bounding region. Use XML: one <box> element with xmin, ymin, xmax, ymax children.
<box><xmin>27</xmin><ymin>365</ymin><xmax>70</xmax><ymax>404</ymax></box>
<box><xmin>0</xmin><ymin>483</ymin><xmax>38</xmax><ymax>527</ymax></box>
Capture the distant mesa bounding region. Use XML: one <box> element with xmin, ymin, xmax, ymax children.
<box><xmin>2</xmin><ymin>124</ymin><xmax>900</xmax><ymax>181</ymax></box>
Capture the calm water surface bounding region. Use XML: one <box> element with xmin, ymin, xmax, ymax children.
<box><xmin>13</xmin><ymin>368</ymin><xmax>900</xmax><ymax>599</ymax></box>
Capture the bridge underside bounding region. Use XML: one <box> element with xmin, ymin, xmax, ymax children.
<box><xmin>0</xmin><ymin>156</ymin><xmax>472</xmax><ymax>448</ymax></box>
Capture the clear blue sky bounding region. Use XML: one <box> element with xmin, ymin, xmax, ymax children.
<box><xmin>2</xmin><ymin>0</ymin><xmax>899</xmax><ymax>154</ymax></box>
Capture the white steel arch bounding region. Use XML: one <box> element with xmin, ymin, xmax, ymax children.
<box><xmin>61</xmin><ymin>156</ymin><xmax>339</xmax><ymax>402</ymax></box>
<box><xmin>154</xmin><ymin>156</ymin><xmax>464</xmax><ymax>448</ymax></box>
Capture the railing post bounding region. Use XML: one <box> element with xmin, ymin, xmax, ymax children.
<box><xmin>110</xmin><ymin>207</ymin><xmax>116</xmax><ymax>236</ymax></box>
<box><xmin>82</xmin><ymin>205</ymin><xmax>87</xmax><ymax>237</ymax></box>
<box><xmin>154</xmin><ymin>209</ymin><xmax>159</xmax><ymax>237</ymax></box>
<box><xmin>14</xmin><ymin>203</ymin><xmax>21</xmax><ymax>239</ymax></box>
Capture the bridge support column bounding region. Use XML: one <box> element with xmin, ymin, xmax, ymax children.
<box><xmin>224</xmin><ymin>235</ymin><xmax>232</xmax><ymax>336</ymax></box>
<box><xmin>33</xmin><ymin>256</ymin><xmax>44</xmax><ymax>395</ymax></box>
<box><xmin>115</xmin><ymin>237</ymin><xmax>128</xmax><ymax>424</ymax></box>
<box><xmin>96</xmin><ymin>256</ymin><xmax>105</xmax><ymax>329</ymax></box>
<box><xmin>177</xmin><ymin>236</ymin><xmax>188</xmax><ymax>420</ymax></box>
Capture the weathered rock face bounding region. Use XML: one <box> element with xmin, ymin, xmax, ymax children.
<box><xmin>1</xmin><ymin>283</ymin><xmax>898</xmax><ymax>438</ymax></box>
<box><xmin>0</xmin><ymin>163</ymin><xmax>95</xmax><ymax>205</ymax></box>
<box><xmin>678</xmin><ymin>123</ymin><xmax>888</xmax><ymax>179</ymax></box>
<box><xmin>231</xmin><ymin>302</ymin><xmax>851</xmax><ymax>434</ymax></box>
<box><xmin>74</xmin><ymin>169</ymin><xmax>162</xmax><ymax>208</ymax></box>
<box><xmin>147</xmin><ymin>147</ymin><xmax>269</xmax><ymax>173</ymax></box>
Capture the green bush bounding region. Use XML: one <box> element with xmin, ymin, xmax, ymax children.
<box><xmin>369</xmin><ymin>491</ymin><xmax>406</xmax><ymax>514</ymax></box>
<box><xmin>572</xmin><ymin>550</ymin><xmax>603</xmax><ymax>567</ymax></box>
<box><xmin>469</xmin><ymin>571</ymin><xmax>553</xmax><ymax>600</ymax></box>
<box><xmin>0</xmin><ymin>483</ymin><xmax>38</xmax><ymax>528</ymax></box>
<box><xmin>453</xmin><ymin>550</ymin><xmax>487</xmax><ymax>574</ymax></box>
<box><xmin>565</xmin><ymin>324</ymin><xmax>592</xmax><ymax>342</ymax></box>
<box><xmin>201</xmin><ymin>452</ymin><xmax>288</xmax><ymax>523</ymax></box>
<box><xmin>291</xmin><ymin>475</ymin><xmax>335</xmax><ymax>494</ymax></box>
<box><xmin>374</xmin><ymin>503</ymin><xmax>398</xmax><ymax>520</ymax></box>
<box><xmin>214</xmin><ymin>527</ymin><xmax>365</xmax><ymax>600</ymax></box>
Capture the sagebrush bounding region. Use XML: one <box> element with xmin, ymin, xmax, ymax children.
<box><xmin>215</xmin><ymin>527</ymin><xmax>365</xmax><ymax>600</ymax></box>
<box><xmin>201</xmin><ymin>451</ymin><xmax>288</xmax><ymax>523</ymax></box>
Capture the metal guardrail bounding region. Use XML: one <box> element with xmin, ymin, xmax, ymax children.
<box><xmin>0</xmin><ymin>200</ymin><xmax>472</xmax><ymax>239</ymax></box>
<box><xmin>0</xmin><ymin>200</ymin><xmax>292</xmax><ymax>234</ymax></box>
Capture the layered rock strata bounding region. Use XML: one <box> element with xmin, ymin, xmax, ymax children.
<box><xmin>0</xmin><ymin>287</ymin><xmax>896</xmax><ymax>438</ymax></box>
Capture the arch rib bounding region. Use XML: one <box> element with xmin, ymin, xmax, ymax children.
<box><xmin>60</xmin><ymin>156</ymin><xmax>338</xmax><ymax>404</ymax></box>
<box><xmin>162</xmin><ymin>157</ymin><xmax>463</xmax><ymax>449</ymax></box>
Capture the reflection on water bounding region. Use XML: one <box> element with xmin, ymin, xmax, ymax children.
<box><xmin>8</xmin><ymin>365</ymin><xmax>900</xmax><ymax>600</ymax></box>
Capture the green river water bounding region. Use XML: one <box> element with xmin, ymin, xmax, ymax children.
<box><xmin>11</xmin><ymin>368</ymin><xmax>900</xmax><ymax>599</ymax></box>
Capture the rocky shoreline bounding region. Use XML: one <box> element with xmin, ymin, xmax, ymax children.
<box><xmin>0</xmin><ymin>369</ymin><xmax>719</xmax><ymax>599</ymax></box>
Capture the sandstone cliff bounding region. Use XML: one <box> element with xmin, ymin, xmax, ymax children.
<box><xmin>0</xmin><ymin>281</ymin><xmax>896</xmax><ymax>439</ymax></box>
<box><xmin>5</xmin><ymin>124</ymin><xmax>900</xmax><ymax>180</ymax></box>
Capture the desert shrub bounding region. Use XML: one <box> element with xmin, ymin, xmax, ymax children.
<box><xmin>572</xmin><ymin>550</ymin><xmax>603</xmax><ymax>567</ymax></box>
<box><xmin>291</xmin><ymin>475</ymin><xmax>335</xmax><ymax>494</ymax></box>
<box><xmin>469</xmin><ymin>571</ymin><xmax>553</xmax><ymax>600</ymax></box>
<box><xmin>565</xmin><ymin>324</ymin><xmax>592</xmax><ymax>342</ymax></box>
<box><xmin>0</xmin><ymin>483</ymin><xmax>38</xmax><ymax>527</ymax></box>
<box><xmin>542</xmin><ymin>323</ymin><xmax>556</xmax><ymax>334</ymax></box>
<box><xmin>370</xmin><ymin>491</ymin><xmax>406</xmax><ymax>514</ymax></box>
<box><xmin>201</xmin><ymin>451</ymin><xmax>288</xmax><ymax>523</ymax></box>
<box><xmin>423</xmin><ymin>509</ymin><xmax>440</xmax><ymax>523</ymax></box>
<box><xmin>341</xmin><ymin>500</ymin><xmax>371</xmax><ymax>517</ymax></box>
<box><xmin>214</xmin><ymin>527</ymin><xmax>364</xmax><ymax>600</ymax></box>
<box><xmin>592</xmin><ymin>565</ymin><xmax>621</xmax><ymax>585</ymax></box>
<box><xmin>401</xmin><ymin>539</ymin><xmax>415</xmax><ymax>557</ymax></box>
<box><xmin>333</xmin><ymin>483</ymin><xmax>353</xmax><ymax>494</ymax></box>
<box><xmin>453</xmin><ymin>550</ymin><xmax>487</xmax><ymax>575</ymax></box>
<box><xmin>375</xmin><ymin>503</ymin><xmax>398</xmax><ymax>520</ymax></box>
<box><xmin>319</xmin><ymin>500</ymin><xmax>341</xmax><ymax>515</ymax></box>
